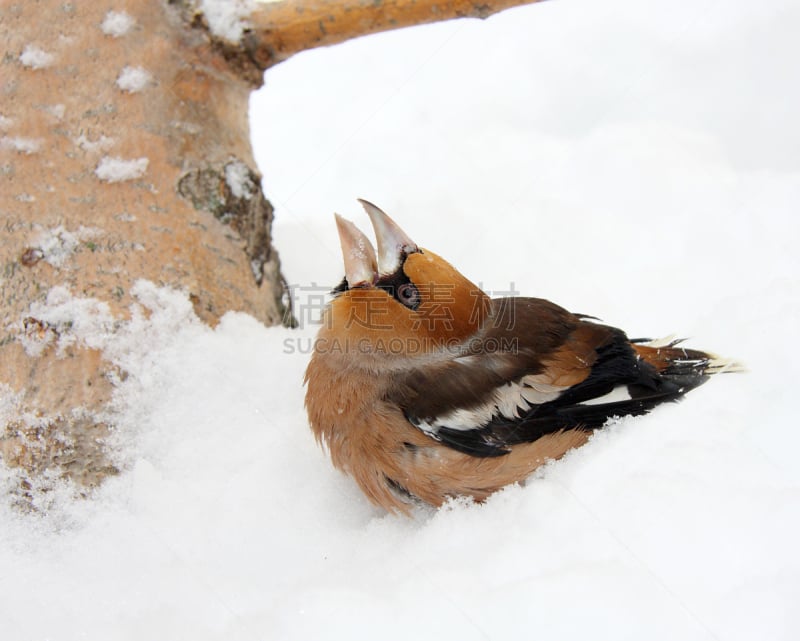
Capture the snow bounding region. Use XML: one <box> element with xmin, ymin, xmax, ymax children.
<box><xmin>225</xmin><ymin>159</ymin><xmax>256</xmax><ymax>199</ymax></box>
<box><xmin>95</xmin><ymin>155</ymin><xmax>149</xmax><ymax>182</ymax></box>
<box><xmin>116</xmin><ymin>65</ymin><xmax>153</xmax><ymax>93</ymax></box>
<box><xmin>101</xmin><ymin>10</ymin><xmax>136</xmax><ymax>37</ymax></box>
<box><xmin>74</xmin><ymin>133</ymin><xmax>115</xmax><ymax>153</ymax></box>
<box><xmin>17</xmin><ymin>285</ymin><xmax>115</xmax><ymax>358</ymax></box>
<box><xmin>0</xmin><ymin>136</ymin><xmax>42</xmax><ymax>154</ymax></box>
<box><xmin>32</xmin><ymin>225</ymin><xmax>103</xmax><ymax>270</ymax></box>
<box><xmin>3</xmin><ymin>1</ymin><xmax>800</xmax><ymax>640</ymax></box>
<box><xmin>43</xmin><ymin>103</ymin><xmax>65</xmax><ymax>120</ymax></box>
<box><xmin>200</xmin><ymin>0</ymin><xmax>254</xmax><ymax>43</ymax></box>
<box><xmin>19</xmin><ymin>44</ymin><xmax>55</xmax><ymax>69</ymax></box>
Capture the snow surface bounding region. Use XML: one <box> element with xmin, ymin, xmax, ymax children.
<box><xmin>4</xmin><ymin>1</ymin><xmax>800</xmax><ymax>640</ymax></box>
<box><xmin>200</xmin><ymin>0</ymin><xmax>254</xmax><ymax>43</ymax></box>
<box><xmin>32</xmin><ymin>225</ymin><xmax>103</xmax><ymax>271</ymax></box>
<box><xmin>42</xmin><ymin>103</ymin><xmax>65</xmax><ymax>120</ymax></box>
<box><xmin>0</xmin><ymin>136</ymin><xmax>42</xmax><ymax>154</ymax></box>
<box><xmin>226</xmin><ymin>159</ymin><xmax>256</xmax><ymax>199</ymax></box>
<box><xmin>116</xmin><ymin>65</ymin><xmax>153</xmax><ymax>93</ymax></box>
<box><xmin>17</xmin><ymin>285</ymin><xmax>115</xmax><ymax>358</ymax></box>
<box><xmin>95</xmin><ymin>155</ymin><xmax>149</xmax><ymax>182</ymax></box>
<box><xmin>19</xmin><ymin>44</ymin><xmax>55</xmax><ymax>69</ymax></box>
<box><xmin>101</xmin><ymin>10</ymin><xmax>136</xmax><ymax>38</ymax></box>
<box><xmin>74</xmin><ymin>133</ymin><xmax>115</xmax><ymax>153</ymax></box>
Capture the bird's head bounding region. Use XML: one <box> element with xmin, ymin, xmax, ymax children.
<box><xmin>317</xmin><ymin>200</ymin><xmax>491</xmax><ymax>368</ymax></box>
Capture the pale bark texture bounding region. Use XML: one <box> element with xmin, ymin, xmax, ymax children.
<box><xmin>1</xmin><ymin>0</ymin><xmax>289</xmax><ymax>503</ymax></box>
<box><xmin>0</xmin><ymin>0</ymin><xmax>536</xmax><ymax>506</ymax></box>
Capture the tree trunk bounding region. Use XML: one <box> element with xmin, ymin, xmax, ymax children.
<box><xmin>0</xmin><ymin>0</ymin><xmax>538</xmax><ymax>506</ymax></box>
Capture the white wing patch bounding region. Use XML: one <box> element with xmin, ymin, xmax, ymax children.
<box><xmin>414</xmin><ymin>373</ymin><xmax>568</xmax><ymax>436</ymax></box>
<box><xmin>578</xmin><ymin>385</ymin><xmax>633</xmax><ymax>406</ymax></box>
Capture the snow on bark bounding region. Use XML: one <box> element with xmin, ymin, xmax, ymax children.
<box><xmin>95</xmin><ymin>156</ymin><xmax>149</xmax><ymax>182</ymax></box>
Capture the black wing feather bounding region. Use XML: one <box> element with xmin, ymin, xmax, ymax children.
<box><xmin>416</xmin><ymin>329</ymin><xmax>709</xmax><ymax>458</ymax></box>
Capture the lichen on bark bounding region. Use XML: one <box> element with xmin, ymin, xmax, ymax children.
<box><xmin>177</xmin><ymin>159</ymin><xmax>295</xmax><ymax>327</ymax></box>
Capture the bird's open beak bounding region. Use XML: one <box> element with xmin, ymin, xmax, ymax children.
<box><xmin>358</xmin><ymin>199</ymin><xmax>418</xmax><ymax>275</ymax></box>
<box><xmin>334</xmin><ymin>214</ymin><xmax>378</xmax><ymax>288</ymax></box>
<box><xmin>335</xmin><ymin>200</ymin><xmax>419</xmax><ymax>287</ymax></box>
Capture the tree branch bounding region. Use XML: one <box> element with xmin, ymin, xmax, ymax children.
<box><xmin>249</xmin><ymin>0</ymin><xmax>543</xmax><ymax>67</ymax></box>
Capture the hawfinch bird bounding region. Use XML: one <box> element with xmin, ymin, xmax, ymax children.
<box><xmin>305</xmin><ymin>200</ymin><xmax>734</xmax><ymax>514</ymax></box>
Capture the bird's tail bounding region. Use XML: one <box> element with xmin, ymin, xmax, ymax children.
<box><xmin>631</xmin><ymin>336</ymin><xmax>744</xmax><ymax>389</ymax></box>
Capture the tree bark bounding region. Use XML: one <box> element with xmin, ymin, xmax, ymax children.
<box><xmin>0</xmin><ymin>0</ymin><xmax>537</xmax><ymax>506</ymax></box>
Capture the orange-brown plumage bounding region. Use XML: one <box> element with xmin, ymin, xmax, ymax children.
<box><xmin>305</xmin><ymin>200</ymin><xmax>736</xmax><ymax>514</ymax></box>
<box><xmin>305</xmin><ymin>356</ymin><xmax>591</xmax><ymax>513</ymax></box>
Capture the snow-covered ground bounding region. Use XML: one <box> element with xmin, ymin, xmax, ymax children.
<box><xmin>4</xmin><ymin>1</ymin><xmax>800</xmax><ymax>639</ymax></box>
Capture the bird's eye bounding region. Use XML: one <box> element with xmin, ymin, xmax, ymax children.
<box><xmin>396</xmin><ymin>283</ymin><xmax>420</xmax><ymax>310</ymax></box>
